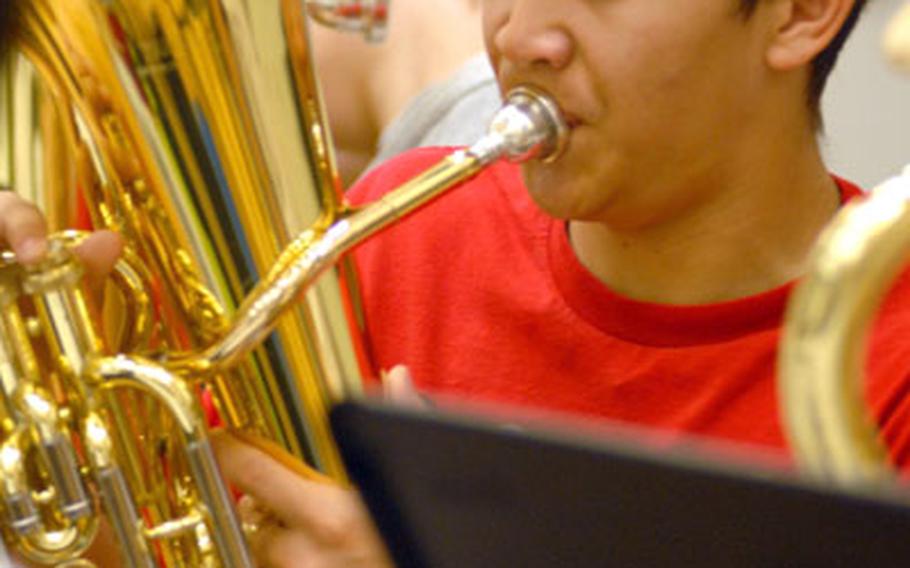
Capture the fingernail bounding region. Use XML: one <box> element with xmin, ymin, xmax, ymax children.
<box><xmin>390</xmin><ymin>365</ymin><xmax>414</xmax><ymax>388</ymax></box>
<box><xmin>16</xmin><ymin>238</ymin><xmax>47</xmax><ymax>264</ymax></box>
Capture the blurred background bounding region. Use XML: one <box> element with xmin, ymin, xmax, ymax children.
<box><xmin>824</xmin><ymin>0</ymin><xmax>910</xmax><ymax>188</ymax></box>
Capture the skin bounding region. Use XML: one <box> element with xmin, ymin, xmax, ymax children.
<box><xmin>312</xmin><ymin>0</ymin><xmax>485</xmax><ymax>186</ymax></box>
<box><xmin>484</xmin><ymin>0</ymin><xmax>851</xmax><ymax>304</ymax></box>
<box><xmin>0</xmin><ymin>0</ymin><xmax>858</xmax><ymax>565</ymax></box>
<box><xmin>0</xmin><ymin>192</ymin><xmax>122</xmax><ymax>273</ymax></box>
<box><xmin>210</xmin><ymin>432</ymin><xmax>395</xmax><ymax>568</ymax></box>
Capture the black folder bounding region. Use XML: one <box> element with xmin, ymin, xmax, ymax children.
<box><xmin>330</xmin><ymin>400</ymin><xmax>910</xmax><ymax>568</ymax></box>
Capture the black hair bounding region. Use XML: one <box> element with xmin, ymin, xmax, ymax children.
<box><xmin>739</xmin><ymin>0</ymin><xmax>869</xmax><ymax>122</ymax></box>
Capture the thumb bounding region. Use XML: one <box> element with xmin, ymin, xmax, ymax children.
<box><xmin>0</xmin><ymin>191</ymin><xmax>48</xmax><ymax>265</ymax></box>
<box><xmin>73</xmin><ymin>230</ymin><xmax>123</xmax><ymax>287</ymax></box>
<box><xmin>211</xmin><ymin>431</ymin><xmax>349</xmax><ymax>529</ymax></box>
<box><xmin>382</xmin><ymin>365</ymin><xmax>430</xmax><ymax>408</ymax></box>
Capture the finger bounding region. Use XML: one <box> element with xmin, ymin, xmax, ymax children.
<box><xmin>0</xmin><ymin>192</ymin><xmax>48</xmax><ymax>264</ymax></box>
<box><xmin>255</xmin><ymin>525</ymin><xmax>315</xmax><ymax>568</ymax></box>
<box><xmin>383</xmin><ymin>365</ymin><xmax>431</xmax><ymax>408</ymax></box>
<box><xmin>250</xmin><ymin>511</ymin><xmax>392</xmax><ymax>568</ymax></box>
<box><xmin>73</xmin><ymin>230</ymin><xmax>123</xmax><ymax>285</ymax></box>
<box><xmin>237</xmin><ymin>495</ymin><xmax>273</xmax><ymax>528</ymax></box>
<box><xmin>230</xmin><ymin>429</ymin><xmax>336</xmax><ymax>485</ymax></box>
<box><xmin>211</xmin><ymin>431</ymin><xmax>351</xmax><ymax>529</ymax></box>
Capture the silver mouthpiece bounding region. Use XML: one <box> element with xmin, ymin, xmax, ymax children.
<box><xmin>469</xmin><ymin>86</ymin><xmax>569</xmax><ymax>166</ymax></box>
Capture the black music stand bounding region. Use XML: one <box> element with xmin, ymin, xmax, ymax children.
<box><xmin>330</xmin><ymin>400</ymin><xmax>910</xmax><ymax>568</ymax></box>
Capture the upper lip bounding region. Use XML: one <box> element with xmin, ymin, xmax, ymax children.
<box><xmin>498</xmin><ymin>73</ymin><xmax>587</xmax><ymax>127</ymax></box>
<box><xmin>562</xmin><ymin>113</ymin><xmax>583</xmax><ymax>129</ymax></box>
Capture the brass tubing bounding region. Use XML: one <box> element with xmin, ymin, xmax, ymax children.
<box><xmin>188</xmin><ymin>86</ymin><xmax>568</xmax><ymax>375</ymax></box>
<box><xmin>0</xmin><ymin>269</ymin><xmax>40</xmax><ymax>397</ymax></box>
<box><xmin>87</xmin><ymin>355</ymin><xmax>253</xmax><ymax>568</ymax></box>
<box><xmin>0</xmin><ymin>264</ymin><xmax>95</xmax><ymax>529</ymax></box>
<box><xmin>779</xmin><ymin>169</ymin><xmax>910</xmax><ymax>484</ymax></box>
<box><xmin>17</xmin><ymin>386</ymin><xmax>91</xmax><ymax>522</ymax></box>
<box><xmin>107</xmin><ymin>252</ymin><xmax>156</xmax><ymax>352</ymax></box>
<box><xmin>94</xmin><ymin>465</ymin><xmax>155</xmax><ymax>566</ymax></box>
<box><xmin>23</xmin><ymin>245</ymin><xmax>148</xmax><ymax>505</ymax></box>
<box><xmin>778</xmin><ymin>3</ymin><xmax>910</xmax><ymax>489</ymax></box>
<box><xmin>0</xmin><ymin>433</ymin><xmax>39</xmax><ymax>535</ymax></box>
<box><xmin>144</xmin><ymin>510</ymin><xmax>205</xmax><ymax>541</ymax></box>
<box><xmin>199</xmin><ymin>150</ymin><xmax>485</xmax><ymax>372</ymax></box>
<box><xmin>33</xmin><ymin>434</ymin><xmax>91</xmax><ymax>521</ymax></box>
<box><xmin>8</xmin><ymin>395</ymin><xmax>98</xmax><ymax>563</ymax></box>
<box><xmin>184</xmin><ymin>438</ymin><xmax>251</xmax><ymax>568</ymax></box>
<box><xmin>20</xmin><ymin>522</ymin><xmax>98</xmax><ymax>566</ymax></box>
<box><xmin>83</xmin><ymin>413</ymin><xmax>157</xmax><ymax>568</ymax></box>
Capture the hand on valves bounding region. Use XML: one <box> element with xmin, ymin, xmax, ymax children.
<box><xmin>0</xmin><ymin>191</ymin><xmax>122</xmax><ymax>280</ymax></box>
<box><xmin>0</xmin><ymin>191</ymin><xmax>415</xmax><ymax>567</ymax></box>
<box><xmin>211</xmin><ymin>365</ymin><xmax>421</xmax><ymax>567</ymax></box>
<box><xmin>211</xmin><ymin>431</ymin><xmax>395</xmax><ymax>568</ymax></box>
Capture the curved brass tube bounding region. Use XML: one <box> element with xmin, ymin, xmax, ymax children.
<box><xmin>19</xmin><ymin>522</ymin><xmax>99</xmax><ymax>567</ymax></box>
<box><xmin>174</xmin><ymin>86</ymin><xmax>568</xmax><ymax>375</ymax></box>
<box><xmin>87</xmin><ymin>355</ymin><xmax>253</xmax><ymax>568</ymax></box>
<box><xmin>779</xmin><ymin>169</ymin><xmax>910</xmax><ymax>484</ymax></box>
<box><xmin>778</xmin><ymin>2</ymin><xmax>910</xmax><ymax>487</ymax></box>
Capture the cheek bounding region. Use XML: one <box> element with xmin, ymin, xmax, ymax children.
<box><xmin>590</xmin><ymin>37</ymin><xmax>742</xmax><ymax>153</ymax></box>
<box><xmin>481</xmin><ymin>1</ymin><xmax>508</xmax><ymax>69</ymax></box>
<box><xmin>520</xmin><ymin>147</ymin><xmax>620</xmax><ymax>221</ymax></box>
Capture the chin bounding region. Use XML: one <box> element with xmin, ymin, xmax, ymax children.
<box><xmin>525</xmin><ymin>177</ymin><xmax>591</xmax><ymax>221</ymax></box>
<box><xmin>521</xmin><ymin>162</ymin><xmax>612</xmax><ymax>222</ymax></box>
<box><xmin>522</xmin><ymin>164</ymin><xmax>567</xmax><ymax>218</ymax></box>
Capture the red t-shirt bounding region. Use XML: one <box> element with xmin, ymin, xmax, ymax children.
<box><xmin>349</xmin><ymin>148</ymin><xmax>910</xmax><ymax>465</ymax></box>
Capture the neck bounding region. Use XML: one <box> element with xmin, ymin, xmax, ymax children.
<box><xmin>568</xmin><ymin>122</ymin><xmax>840</xmax><ymax>305</ymax></box>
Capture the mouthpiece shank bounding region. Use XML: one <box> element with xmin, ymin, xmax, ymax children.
<box><xmin>194</xmin><ymin>87</ymin><xmax>568</xmax><ymax>373</ymax></box>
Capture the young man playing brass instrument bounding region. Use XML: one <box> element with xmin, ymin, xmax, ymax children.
<box><xmin>2</xmin><ymin>0</ymin><xmax>899</xmax><ymax>565</ymax></box>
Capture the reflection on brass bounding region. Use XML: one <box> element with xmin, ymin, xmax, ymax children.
<box><xmin>0</xmin><ymin>0</ymin><xmax>567</xmax><ymax>565</ymax></box>
<box><xmin>780</xmin><ymin>4</ymin><xmax>910</xmax><ymax>487</ymax></box>
<box><xmin>885</xmin><ymin>2</ymin><xmax>910</xmax><ymax>70</ymax></box>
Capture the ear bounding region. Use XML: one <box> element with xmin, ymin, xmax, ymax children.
<box><xmin>765</xmin><ymin>0</ymin><xmax>856</xmax><ymax>71</ymax></box>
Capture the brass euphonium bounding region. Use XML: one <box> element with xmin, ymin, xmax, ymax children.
<box><xmin>779</xmin><ymin>3</ymin><xmax>910</xmax><ymax>486</ymax></box>
<box><xmin>0</xmin><ymin>0</ymin><xmax>566</xmax><ymax>566</ymax></box>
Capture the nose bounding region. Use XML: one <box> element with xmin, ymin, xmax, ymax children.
<box><xmin>493</xmin><ymin>0</ymin><xmax>574</xmax><ymax>70</ymax></box>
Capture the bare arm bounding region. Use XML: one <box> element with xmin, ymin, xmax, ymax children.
<box><xmin>310</xmin><ymin>24</ymin><xmax>385</xmax><ymax>187</ymax></box>
<box><xmin>0</xmin><ymin>190</ymin><xmax>122</xmax><ymax>272</ymax></box>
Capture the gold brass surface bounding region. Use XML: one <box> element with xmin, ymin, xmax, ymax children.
<box><xmin>779</xmin><ymin>3</ymin><xmax>910</xmax><ymax>486</ymax></box>
<box><xmin>0</xmin><ymin>0</ymin><xmax>368</xmax><ymax>564</ymax></box>
<box><xmin>886</xmin><ymin>1</ymin><xmax>910</xmax><ymax>70</ymax></box>
<box><xmin>0</xmin><ymin>0</ymin><xmax>567</xmax><ymax>564</ymax></box>
<box><xmin>779</xmin><ymin>172</ymin><xmax>910</xmax><ymax>484</ymax></box>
